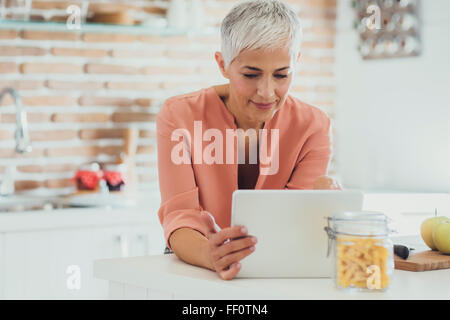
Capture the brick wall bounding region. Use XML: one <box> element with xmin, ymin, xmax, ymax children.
<box><xmin>0</xmin><ymin>0</ymin><xmax>337</xmax><ymax>196</ymax></box>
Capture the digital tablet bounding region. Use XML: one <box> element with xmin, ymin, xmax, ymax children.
<box><xmin>231</xmin><ymin>189</ymin><xmax>364</xmax><ymax>278</ymax></box>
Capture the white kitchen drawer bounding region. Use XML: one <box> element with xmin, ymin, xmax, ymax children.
<box><xmin>83</xmin><ymin>226</ymin><xmax>137</xmax><ymax>299</ymax></box>
<box><xmin>2</xmin><ymin>230</ymin><xmax>56</xmax><ymax>299</ymax></box>
<box><xmin>0</xmin><ymin>223</ymin><xmax>162</xmax><ymax>299</ymax></box>
<box><xmin>129</xmin><ymin>224</ymin><xmax>165</xmax><ymax>257</ymax></box>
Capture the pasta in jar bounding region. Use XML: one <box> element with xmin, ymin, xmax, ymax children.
<box><xmin>325</xmin><ymin>211</ymin><xmax>394</xmax><ymax>292</ymax></box>
<box><xmin>336</xmin><ymin>236</ymin><xmax>390</xmax><ymax>289</ymax></box>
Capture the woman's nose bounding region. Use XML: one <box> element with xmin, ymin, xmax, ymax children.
<box><xmin>256</xmin><ymin>77</ymin><xmax>276</xmax><ymax>101</ymax></box>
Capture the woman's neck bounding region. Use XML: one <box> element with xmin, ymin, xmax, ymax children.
<box><xmin>215</xmin><ymin>84</ymin><xmax>264</xmax><ymax>132</ymax></box>
<box><xmin>225</xmin><ymin>96</ymin><xmax>264</xmax><ymax>131</ymax></box>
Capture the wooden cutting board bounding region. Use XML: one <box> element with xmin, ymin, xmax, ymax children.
<box><xmin>394</xmin><ymin>249</ymin><xmax>450</xmax><ymax>272</ymax></box>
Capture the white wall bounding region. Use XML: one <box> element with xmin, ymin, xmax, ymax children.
<box><xmin>335</xmin><ymin>0</ymin><xmax>450</xmax><ymax>192</ymax></box>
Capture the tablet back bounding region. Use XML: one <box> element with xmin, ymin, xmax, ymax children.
<box><xmin>231</xmin><ymin>190</ymin><xmax>364</xmax><ymax>278</ymax></box>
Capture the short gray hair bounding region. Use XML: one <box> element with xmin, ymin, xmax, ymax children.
<box><xmin>220</xmin><ymin>0</ymin><xmax>302</xmax><ymax>70</ymax></box>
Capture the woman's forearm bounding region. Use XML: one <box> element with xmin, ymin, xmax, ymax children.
<box><xmin>169</xmin><ymin>227</ymin><xmax>214</xmax><ymax>271</ymax></box>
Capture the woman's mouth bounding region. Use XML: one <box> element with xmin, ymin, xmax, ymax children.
<box><xmin>251</xmin><ymin>100</ymin><xmax>276</xmax><ymax>110</ymax></box>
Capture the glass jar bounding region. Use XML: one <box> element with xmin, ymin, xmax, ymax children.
<box><xmin>324</xmin><ymin>211</ymin><xmax>394</xmax><ymax>292</ymax></box>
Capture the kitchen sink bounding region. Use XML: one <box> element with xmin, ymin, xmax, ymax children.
<box><xmin>0</xmin><ymin>195</ymin><xmax>71</xmax><ymax>213</ymax></box>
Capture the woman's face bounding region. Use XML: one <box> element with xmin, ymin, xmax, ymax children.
<box><xmin>216</xmin><ymin>46</ymin><xmax>297</xmax><ymax>127</ymax></box>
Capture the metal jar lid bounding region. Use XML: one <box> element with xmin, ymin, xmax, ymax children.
<box><xmin>324</xmin><ymin>211</ymin><xmax>394</xmax><ymax>257</ymax></box>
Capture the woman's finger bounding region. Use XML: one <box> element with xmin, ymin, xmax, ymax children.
<box><xmin>210</xmin><ymin>225</ymin><xmax>248</xmax><ymax>247</ymax></box>
<box><xmin>215</xmin><ymin>236</ymin><xmax>257</xmax><ymax>259</ymax></box>
<box><xmin>218</xmin><ymin>262</ymin><xmax>241</xmax><ymax>280</ymax></box>
<box><xmin>215</xmin><ymin>246</ymin><xmax>255</xmax><ymax>271</ymax></box>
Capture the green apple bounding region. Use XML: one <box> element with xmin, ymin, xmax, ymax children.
<box><xmin>420</xmin><ymin>216</ymin><xmax>448</xmax><ymax>250</ymax></box>
<box><xmin>432</xmin><ymin>219</ymin><xmax>450</xmax><ymax>254</ymax></box>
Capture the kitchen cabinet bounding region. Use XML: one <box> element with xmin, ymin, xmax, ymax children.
<box><xmin>0</xmin><ymin>199</ymin><xmax>165</xmax><ymax>299</ymax></box>
<box><xmin>0</xmin><ymin>224</ymin><xmax>164</xmax><ymax>299</ymax></box>
<box><xmin>129</xmin><ymin>225</ymin><xmax>165</xmax><ymax>257</ymax></box>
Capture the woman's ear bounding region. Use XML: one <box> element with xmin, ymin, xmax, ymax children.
<box><xmin>214</xmin><ymin>52</ymin><xmax>230</xmax><ymax>79</ymax></box>
<box><xmin>296</xmin><ymin>52</ymin><xmax>301</xmax><ymax>63</ymax></box>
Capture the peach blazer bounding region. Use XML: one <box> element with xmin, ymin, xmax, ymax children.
<box><xmin>157</xmin><ymin>86</ymin><xmax>332</xmax><ymax>249</ymax></box>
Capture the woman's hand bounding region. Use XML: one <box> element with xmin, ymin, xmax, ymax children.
<box><xmin>313</xmin><ymin>175</ymin><xmax>342</xmax><ymax>190</ymax></box>
<box><xmin>200</xmin><ymin>211</ymin><xmax>257</xmax><ymax>280</ymax></box>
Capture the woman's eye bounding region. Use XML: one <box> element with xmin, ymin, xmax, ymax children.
<box><xmin>243</xmin><ymin>74</ymin><xmax>288</xmax><ymax>79</ymax></box>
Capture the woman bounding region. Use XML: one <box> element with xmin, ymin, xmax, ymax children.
<box><xmin>157</xmin><ymin>0</ymin><xmax>341</xmax><ymax>280</ymax></box>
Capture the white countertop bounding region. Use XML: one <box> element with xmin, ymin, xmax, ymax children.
<box><xmin>93</xmin><ymin>236</ymin><xmax>450</xmax><ymax>300</ymax></box>
<box><xmin>0</xmin><ymin>193</ymin><xmax>162</xmax><ymax>232</ymax></box>
<box><xmin>1</xmin><ymin>191</ymin><xmax>448</xmax><ymax>234</ymax></box>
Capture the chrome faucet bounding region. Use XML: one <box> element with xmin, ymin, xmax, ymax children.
<box><xmin>0</xmin><ymin>87</ymin><xmax>32</xmax><ymax>154</ymax></box>
<box><xmin>0</xmin><ymin>87</ymin><xmax>32</xmax><ymax>196</ymax></box>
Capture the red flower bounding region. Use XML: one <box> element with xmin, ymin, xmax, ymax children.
<box><xmin>74</xmin><ymin>170</ymin><xmax>103</xmax><ymax>190</ymax></box>
<box><xmin>104</xmin><ymin>171</ymin><xmax>124</xmax><ymax>187</ymax></box>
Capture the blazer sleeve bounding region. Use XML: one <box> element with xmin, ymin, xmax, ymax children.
<box><xmin>156</xmin><ymin>100</ymin><xmax>210</xmax><ymax>250</ymax></box>
<box><xmin>285</xmin><ymin>114</ymin><xmax>332</xmax><ymax>190</ymax></box>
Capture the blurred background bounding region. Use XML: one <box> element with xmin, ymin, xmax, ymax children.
<box><xmin>0</xmin><ymin>0</ymin><xmax>449</xmax><ymax>299</ymax></box>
